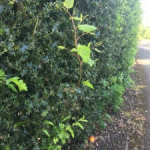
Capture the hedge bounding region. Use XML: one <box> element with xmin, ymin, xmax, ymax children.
<box><xmin>0</xmin><ymin>0</ymin><xmax>141</xmax><ymax>149</ymax></box>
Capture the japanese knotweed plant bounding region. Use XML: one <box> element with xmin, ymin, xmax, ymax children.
<box><xmin>58</xmin><ymin>0</ymin><xmax>97</xmax><ymax>89</ymax></box>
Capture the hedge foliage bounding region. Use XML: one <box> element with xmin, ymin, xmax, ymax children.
<box><xmin>0</xmin><ymin>0</ymin><xmax>141</xmax><ymax>149</ymax></box>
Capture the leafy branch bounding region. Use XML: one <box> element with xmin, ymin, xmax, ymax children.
<box><xmin>58</xmin><ymin>0</ymin><xmax>97</xmax><ymax>89</ymax></box>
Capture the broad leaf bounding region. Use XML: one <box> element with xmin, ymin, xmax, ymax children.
<box><xmin>86</xmin><ymin>58</ymin><xmax>94</xmax><ymax>66</ymax></box>
<box><xmin>83</xmin><ymin>80</ymin><xmax>94</xmax><ymax>89</ymax></box>
<box><xmin>9</xmin><ymin>77</ymin><xmax>27</xmax><ymax>92</ymax></box>
<box><xmin>63</xmin><ymin>0</ymin><xmax>74</xmax><ymax>9</ymax></box>
<box><xmin>78</xmin><ymin>24</ymin><xmax>97</xmax><ymax>33</ymax></box>
<box><xmin>71</xmin><ymin>45</ymin><xmax>90</xmax><ymax>62</ymax></box>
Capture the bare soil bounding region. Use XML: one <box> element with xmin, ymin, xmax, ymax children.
<box><xmin>83</xmin><ymin>56</ymin><xmax>148</xmax><ymax>150</ymax></box>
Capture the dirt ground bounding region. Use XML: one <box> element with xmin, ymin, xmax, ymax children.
<box><xmin>83</xmin><ymin>56</ymin><xmax>148</xmax><ymax>150</ymax></box>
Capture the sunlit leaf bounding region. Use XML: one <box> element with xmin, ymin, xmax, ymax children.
<box><xmin>73</xmin><ymin>122</ymin><xmax>84</xmax><ymax>130</ymax></box>
<box><xmin>78</xmin><ymin>24</ymin><xmax>97</xmax><ymax>33</ymax></box>
<box><xmin>87</xmin><ymin>42</ymin><xmax>91</xmax><ymax>48</ymax></box>
<box><xmin>42</xmin><ymin>129</ymin><xmax>50</xmax><ymax>137</ymax></box>
<box><xmin>86</xmin><ymin>58</ymin><xmax>94</xmax><ymax>66</ymax></box>
<box><xmin>94</xmin><ymin>48</ymin><xmax>101</xmax><ymax>53</ymax></box>
<box><xmin>8</xmin><ymin>77</ymin><xmax>27</xmax><ymax>92</ymax></box>
<box><xmin>58</xmin><ymin>46</ymin><xmax>66</xmax><ymax>50</ymax></box>
<box><xmin>63</xmin><ymin>0</ymin><xmax>74</xmax><ymax>9</ymax></box>
<box><xmin>66</xmin><ymin>125</ymin><xmax>74</xmax><ymax>138</ymax></box>
<box><xmin>83</xmin><ymin>80</ymin><xmax>94</xmax><ymax>89</ymax></box>
<box><xmin>0</xmin><ymin>69</ymin><xmax>6</xmax><ymax>83</ymax></box>
<box><xmin>72</xmin><ymin>17</ymin><xmax>81</xmax><ymax>21</ymax></box>
<box><xmin>43</xmin><ymin>120</ymin><xmax>54</xmax><ymax>126</ymax></box>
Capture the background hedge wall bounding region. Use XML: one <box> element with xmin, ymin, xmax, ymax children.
<box><xmin>0</xmin><ymin>0</ymin><xmax>141</xmax><ymax>149</ymax></box>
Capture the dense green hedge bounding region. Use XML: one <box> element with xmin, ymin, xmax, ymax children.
<box><xmin>0</xmin><ymin>0</ymin><xmax>141</xmax><ymax>149</ymax></box>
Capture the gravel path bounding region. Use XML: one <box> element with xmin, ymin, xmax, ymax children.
<box><xmin>137</xmin><ymin>40</ymin><xmax>150</xmax><ymax>150</ymax></box>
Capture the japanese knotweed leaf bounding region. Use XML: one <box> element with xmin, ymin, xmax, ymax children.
<box><xmin>71</xmin><ymin>45</ymin><xmax>94</xmax><ymax>66</ymax></box>
<box><xmin>78</xmin><ymin>24</ymin><xmax>97</xmax><ymax>33</ymax></box>
<box><xmin>64</xmin><ymin>0</ymin><xmax>74</xmax><ymax>9</ymax></box>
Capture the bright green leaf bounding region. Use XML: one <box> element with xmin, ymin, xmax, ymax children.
<box><xmin>0</xmin><ymin>69</ymin><xmax>6</xmax><ymax>83</ymax></box>
<box><xmin>71</xmin><ymin>45</ymin><xmax>90</xmax><ymax>62</ymax></box>
<box><xmin>94</xmin><ymin>48</ymin><xmax>101</xmax><ymax>53</ymax></box>
<box><xmin>78</xmin><ymin>24</ymin><xmax>97</xmax><ymax>33</ymax></box>
<box><xmin>87</xmin><ymin>42</ymin><xmax>91</xmax><ymax>48</ymax></box>
<box><xmin>72</xmin><ymin>17</ymin><xmax>81</xmax><ymax>21</ymax></box>
<box><xmin>62</xmin><ymin>115</ymin><xmax>71</xmax><ymax>122</ymax></box>
<box><xmin>83</xmin><ymin>80</ymin><xmax>94</xmax><ymax>89</ymax></box>
<box><xmin>78</xmin><ymin>116</ymin><xmax>88</xmax><ymax>122</ymax></box>
<box><xmin>58</xmin><ymin>46</ymin><xmax>66</xmax><ymax>50</ymax></box>
<box><xmin>42</xmin><ymin>129</ymin><xmax>50</xmax><ymax>137</ymax></box>
<box><xmin>80</xmin><ymin>13</ymin><xmax>83</xmax><ymax>21</ymax></box>
<box><xmin>86</xmin><ymin>58</ymin><xmax>94</xmax><ymax>66</ymax></box>
<box><xmin>63</xmin><ymin>0</ymin><xmax>74</xmax><ymax>9</ymax></box>
<box><xmin>66</xmin><ymin>125</ymin><xmax>74</xmax><ymax>138</ymax></box>
<box><xmin>53</xmin><ymin>137</ymin><xmax>59</xmax><ymax>144</ymax></box>
<box><xmin>9</xmin><ymin>77</ymin><xmax>27</xmax><ymax>92</ymax></box>
<box><xmin>73</xmin><ymin>122</ymin><xmax>84</xmax><ymax>130</ymax></box>
<box><xmin>6</xmin><ymin>81</ymin><xmax>18</xmax><ymax>92</ymax></box>
<box><xmin>43</xmin><ymin>120</ymin><xmax>54</xmax><ymax>126</ymax></box>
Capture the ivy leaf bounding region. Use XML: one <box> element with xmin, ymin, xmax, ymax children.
<box><xmin>8</xmin><ymin>77</ymin><xmax>27</xmax><ymax>92</ymax></box>
<box><xmin>83</xmin><ymin>80</ymin><xmax>94</xmax><ymax>89</ymax></box>
<box><xmin>0</xmin><ymin>69</ymin><xmax>6</xmax><ymax>83</ymax></box>
<box><xmin>63</xmin><ymin>0</ymin><xmax>74</xmax><ymax>9</ymax></box>
<box><xmin>43</xmin><ymin>120</ymin><xmax>54</xmax><ymax>126</ymax></box>
<box><xmin>42</xmin><ymin>129</ymin><xmax>50</xmax><ymax>137</ymax></box>
<box><xmin>78</xmin><ymin>24</ymin><xmax>97</xmax><ymax>33</ymax></box>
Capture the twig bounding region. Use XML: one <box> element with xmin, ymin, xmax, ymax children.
<box><xmin>125</xmin><ymin>134</ymin><xmax>130</xmax><ymax>150</ymax></box>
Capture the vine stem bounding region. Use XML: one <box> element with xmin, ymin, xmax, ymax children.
<box><xmin>65</xmin><ymin>8</ymin><xmax>83</xmax><ymax>87</ymax></box>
